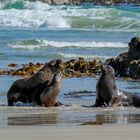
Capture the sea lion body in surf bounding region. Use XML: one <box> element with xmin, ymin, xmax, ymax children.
<box><xmin>7</xmin><ymin>59</ymin><xmax>63</xmax><ymax>106</ymax></box>
<box><xmin>40</xmin><ymin>71</ymin><xmax>62</xmax><ymax>107</ymax></box>
<box><xmin>110</xmin><ymin>90</ymin><xmax>140</xmax><ymax>107</ymax></box>
<box><xmin>94</xmin><ymin>64</ymin><xmax>117</xmax><ymax>107</ymax></box>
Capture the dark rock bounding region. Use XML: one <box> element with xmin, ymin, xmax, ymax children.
<box><xmin>106</xmin><ymin>52</ymin><xmax>128</xmax><ymax>77</ymax></box>
<box><xmin>129</xmin><ymin>59</ymin><xmax>140</xmax><ymax>78</ymax></box>
<box><xmin>37</xmin><ymin>0</ymin><xmax>82</xmax><ymax>5</ymax></box>
<box><xmin>0</xmin><ymin>70</ymin><xmax>4</xmax><ymax>75</ymax></box>
<box><xmin>81</xmin><ymin>121</ymin><xmax>103</xmax><ymax>125</ymax></box>
<box><xmin>64</xmin><ymin>90</ymin><xmax>95</xmax><ymax>98</ymax></box>
<box><xmin>106</xmin><ymin>36</ymin><xmax>140</xmax><ymax>79</ymax></box>
<box><xmin>1</xmin><ymin>58</ymin><xmax>101</xmax><ymax>78</ymax></box>
<box><xmin>127</xmin><ymin>36</ymin><xmax>140</xmax><ymax>62</ymax></box>
<box><xmin>8</xmin><ymin>63</ymin><xmax>18</xmax><ymax>67</ymax></box>
<box><xmin>27</xmin><ymin>0</ymin><xmax>140</xmax><ymax>5</ymax></box>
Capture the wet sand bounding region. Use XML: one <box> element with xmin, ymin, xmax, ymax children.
<box><xmin>1</xmin><ymin>105</ymin><xmax>140</xmax><ymax>126</ymax></box>
<box><xmin>0</xmin><ymin>124</ymin><xmax>140</xmax><ymax>140</ymax></box>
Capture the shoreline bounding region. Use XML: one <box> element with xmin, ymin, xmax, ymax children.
<box><xmin>26</xmin><ymin>0</ymin><xmax>140</xmax><ymax>5</ymax></box>
<box><xmin>0</xmin><ymin>58</ymin><xmax>101</xmax><ymax>78</ymax></box>
<box><xmin>1</xmin><ymin>36</ymin><xmax>140</xmax><ymax>79</ymax></box>
<box><xmin>1</xmin><ymin>0</ymin><xmax>140</xmax><ymax>6</ymax></box>
<box><xmin>0</xmin><ymin>124</ymin><xmax>140</xmax><ymax>140</ymax></box>
<box><xmin>0</xmin><ymin>2</ymin><xmax>140</xmax><ymax>136</ymax></box>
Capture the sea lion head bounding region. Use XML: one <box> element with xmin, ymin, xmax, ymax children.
<box><xmin>47</xmin><ymin>59</ymin><xmax>64</xmax><ymax>72</ymax></box>
<box><xmin>101</xmin><ymin>64</ymin><xmax>115</xmax><ymax>75</ymax></box>
<box><xmin>54</xmin><ymin>71</ymin><xmax>62</xmax><ymax>82</ymax></box>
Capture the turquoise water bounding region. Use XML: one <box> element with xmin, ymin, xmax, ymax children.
<box><xmin>0</xmin><ymin>0</ymin><xmax>140</xmax><ymax>126</ymax></box>
<box><xmin>0</xmin><ymin>1</ymin><xmax>140</xmax><ymax>67</ymax></box>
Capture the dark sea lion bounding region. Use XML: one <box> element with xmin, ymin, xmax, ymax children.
<box><xmin>83</xmin><ymin>64</ymin><xmax>117</xmax><ymax>107</ymax></box>
<box><xmin>110</xmin><ymin>90</ymin><xmax>140</xmax><ymax>107</ymax></box>
<box><xmin>40</xmin><ymin>71</ymin><xmax>62</xmax><ymax>107</ymax></box>
<box><xmin>7</xmin><ymin>59</ymin><xmax>63</xmax><ymax>106</ymax></box>
<box><xmin>94</xmin><ymin>64</ymin><xmax>117</xmax><ymax>107</ymax></box>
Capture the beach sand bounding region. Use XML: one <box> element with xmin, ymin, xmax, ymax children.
<box><xmin>0</xmin><ymin>124</ymin><xmax>140</xmax><ymax>140</ymax></box>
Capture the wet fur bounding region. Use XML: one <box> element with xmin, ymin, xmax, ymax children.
<box><xmin>40</xmin><ymin>71</ymin><xmax>61</xmax><ymax>107</ymax></box>
<box><xmin>7</xmin><ymin>59</ymin><xmax>63</xmax><ymax>106</ymax></box>
<box><xmin>110</xmin><ymin>90</ymin><xmax>140</xmax><ymax>107</ymax></box>
<box><xmin>94</xmin><ymin>65</ymin><xmax>117</xmax><ymax>107</ymax></box>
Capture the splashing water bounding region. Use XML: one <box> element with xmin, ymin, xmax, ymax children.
<box><xmin>0</xmin><ymin>0</ymin><xmax>140</xmax><ymax>31</ymax></box>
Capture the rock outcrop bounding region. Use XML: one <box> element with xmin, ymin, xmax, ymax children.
<box><xmin>0</xmin><ymin>58</ymin><xmax>101</xmax><ymax>78</ymax></box>
<box><xmin>1</xmin><ymin>37</ymin><xmax>140</xmax><ymax>79</ymax></box>
<box><xmin>106</xmin><ymin>36</ymin><xmax>140</xmax><ymax>79</ymax></box>
<box><xmin>28</xmin><ymin>0</ymin><xmax>84</xmax><ymax>5</ymax></box>
<box><xmin>27</xmin><ymin>0</ymin><xmax>140</xmax><ymax>5</ymax></box>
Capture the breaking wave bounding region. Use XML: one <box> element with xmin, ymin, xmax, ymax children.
<box><xmin>9</xmin><ymin>39</ymin><xmax>128</xmax><ymax>49</ymax></box>
<box><xmin>55</xmin><ymin>53</ymin><xmax>111</xmax><ymax>60</ymax></box>
<box><xmin>0</xmin><ymin>0</ymin><xmax>140</xmax><ymax>31</ymax></box>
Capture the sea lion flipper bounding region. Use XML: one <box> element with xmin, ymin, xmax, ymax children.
<box><xmin>94</xmin><ymin>98</ymin><xmax>104</xmax><ymax>107</ymax></box>
<box><xmin>8</xmin><ymin>99</ymin><xmax>14</xmax><ymax>106</ymax></box>
<box><xmin>55</xmin><ymin>102</ymin><xmax>70</xmax><ymax>107</ymax></box>
<box><xmin>54</xmin><ymin>101</ymin><xmax>63</xmax><ymax>106</ymax></box>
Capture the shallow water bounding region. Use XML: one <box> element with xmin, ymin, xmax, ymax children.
<box><xmin>0</xmin><ymin>76</ymin><xmax>140</xmax><ymax>126</ymax></box>
<box><xmin>0</xmin><ymin>0</ymin><xmax>140</xmax><ymax>126</ymax></box>
<box><xmin>1</xmin><ymin>104</ymin><xmax>140</xmax><ymax>126</ymax></box>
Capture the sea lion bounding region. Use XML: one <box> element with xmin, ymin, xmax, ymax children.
<box><xmin>94</xmin><ymin>64</ymin><xmax>117</xmax><ymax>107</ymax></box>
<box><xmin>83</xmin><ymin>64</ymin><xmax>117</xmax><ymax>107</ymax></box>
<box><xmin>110</xmin><ymin>90</ymin><xmax>140</xmax><ymax>107</ymax></box>
<box><xmin>7</xmin><ymin>59</ymin><xmax>63</xmax><ymax>106</ymax></box>
<box><xmin>40</xmin><ymin>71</ymin><xmax>62</xmax><ymax>107</ymax></box>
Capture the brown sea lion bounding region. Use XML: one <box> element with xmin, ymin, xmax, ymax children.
<box><xmin>7</xmin><ymin>59</ymin><xmax>63</xmax><ymax>106</ymax></box>
<box><xmin>110</xmin><ymin>90</ymin><xmax>140</xmax><ymax>107</ymax></box>
<box><xmin>40</xmin><ymin>71</ymin><xmax>62</xmax><ymax>107</ymax></box>
<box><xmin>94</xmin><ymin>64</ymin><xmax>117</xmax><ymax>107</ymax></box>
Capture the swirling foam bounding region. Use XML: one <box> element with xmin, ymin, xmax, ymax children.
<box><xmin>0</xmin><ymin>9</ymin><xmax>70</xmax><ymax>28</ymax></box>
<box><xmin>0</xmin><ymin>0</ymin><xmax>140</xmax><ymax>31</ymax></box>
<box><xmin>56</xmin><ymin>53</ymin><xmax>111</xmax><ymax>60</ymax></box>
<box><xmin>0</xmin><ymin>1</ymin><xmax>70</xmax><ymax>28</ymax></box>
<box><xmin>9</xmin><ymin>39</ymin><xmax>128</xmax><ymax>50</ymax></box>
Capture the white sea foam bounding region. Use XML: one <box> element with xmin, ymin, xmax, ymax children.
<box><xmin>0</xmin><ymin>8</ymin><xmax>70</xmax><ymax>28</ymax></box>
<box><xmin>10</xmin><ymin>45</ymin><xmax>42</xmax><ymax>50</ymax></box>
<box><xmin>57</xmin><ymin>53</ymin><xmax>111</xmax><ymax>59</ymax></box>
<box><xmin>0</xmin><ymin>0</ymin><xmax>140</xmax><ymax>31</ymax></box>
<box><xmin>9</xmin><ymin>39</ymin><xmax>128</xmax><ymax>50</ymax></box>
<box><xmin>24</xmin><ymin>1</ymin><xmax>51</xmax><ymax>10</ymax></box>
<box><xmin>42</xmin><ymin>40</ymin><xmax>128</xmax><ymax>48</ymax></box>
<box><xmin>0</xmin><ymin>1</ymin><xmax>70</xmax><ymax>28</ymax></box>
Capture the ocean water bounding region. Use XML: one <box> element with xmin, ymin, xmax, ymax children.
<box><xmin>0</xmin><ymin>0</ymin><xmax>140</xmax><ymax>126</ymax></box>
